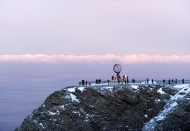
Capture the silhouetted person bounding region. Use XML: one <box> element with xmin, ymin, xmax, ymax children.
<box><xmin>112</xmin><ymin>75</ymin><xmax>114</xmax><ymax>80</ymax></box>
<box><xmin>182</xmin><ymin>78</ymin><xmax>184</xmax><ymax>84</ymax></box>
<box><xmin>82</xmin><ymin>80</ymin><xmax>85</xmax><ymax>85</ymax></box>
<box><xmin>168</xmin><ymin>78</ymin><xmax>171</xmax><ymax>84</ymax></box>
<box><xmin>152</xmin><ymin>79</ymin><xmax>154</xmax><ymax>84</ymax></box>
<box><xmin>107</xmin><ymin>79</ymin><xmax>110</xmax><ymax>85</ymax></box>
<box><xmin>163</xmin><ymin>79</ymin><xmax>165</xmax><ymax>84</ymax></box>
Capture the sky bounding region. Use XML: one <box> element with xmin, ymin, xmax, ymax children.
<box><xmin>0</xmin><ymin>0</ymin><xmax>190</xmax><ymax>80</ymax></box>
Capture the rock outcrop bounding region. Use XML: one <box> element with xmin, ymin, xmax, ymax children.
<box><xmin>15</xmin><ymin>84</ymin><xmax>190</xmax><ymax>131</ymax></box>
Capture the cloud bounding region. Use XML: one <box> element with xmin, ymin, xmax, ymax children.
<box><xmin>0</xmin><ymin>54</ymin><xmax>190</xmax><ymax>64</ymax></box>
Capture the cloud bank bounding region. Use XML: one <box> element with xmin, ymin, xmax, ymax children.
<box><xmin>0</xmin><ymin>54</ymin><xmax>190</xmax><ymax>64</ymax></box>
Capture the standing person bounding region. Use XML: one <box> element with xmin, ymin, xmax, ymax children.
<box><xmin>163</xmin><ymin>79</ymin><xmax>165</xmax><ymax>84</ymax></box>
<box><xmin>124</xmin><ymin>78</ymin><xmax>127</xmax><ymax>84</ymax></box>
<box><xmin>168</xmin><ymin>78</ymin><xmax>171</xmax><ymax>84</ymax></box>
<box><xmin>145</xmin><ymin>78</ymin><xmax>147</xmax><ymax>84</ymax></box>
<box><xmin>117</xmin><ymin>74</ymin><xmax>121</xmax><ymax>83</ymax></box>
<box><xmin>123</xmin><ymin>75</ymin><xmax>125</xmax><ymax>80</ymax></box>
<box><xmin>107</xmin><ymin>79</ymin><xmax>110</xmax><ymax>85</ymax></box>
<box><xmin>182</xmin><ymin>78</ymin><xmax>184</xmax><ymax>84</ymax></box>
<box><xmin>82</xmin><ymin>80</ymin><xmax>85</xmax><ymax>85</ymax></box>
<box><xmin>172</xmin><ymin>79</ymin><xmax>174</xmax><ymax>84</ymax></box>
<box><xmin>152</xmin><ymin>79</ymin><xmax>154</xmax><ymax>84</ymax></box>
<box><xmin>86</xmin><ymin>80</ymin><xmax>88</xmax><ymax>85</ymax></box>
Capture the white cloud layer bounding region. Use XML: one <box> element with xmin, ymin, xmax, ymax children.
<box><xmin>0</xmin><ymin>54</ymin><xmax>190</xmax><ymax>64</ymax></box>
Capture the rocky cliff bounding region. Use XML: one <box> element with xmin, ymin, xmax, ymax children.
<box><xmin>15</xmin><ymin>84</ymin><xmax>190</xmax><ymax>131</ymax></box>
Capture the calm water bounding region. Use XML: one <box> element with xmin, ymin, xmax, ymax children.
<box><xmin>0</xmin><ymin>76</ymin><xmax>78</xmax><ymax>131</ymax></box>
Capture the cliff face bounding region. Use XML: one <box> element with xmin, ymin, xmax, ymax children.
<box><xmin>15</xmin><ymin>84</ymin><xmax>190</xmax><ymax>131</ymax></box>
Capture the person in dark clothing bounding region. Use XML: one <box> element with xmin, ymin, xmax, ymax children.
<box><xmin>152</xmin><ymin>79</ymin><xmax>154</xmax><ymax>84</ymax></box>
<box><xmin>172</xmin><ymin>79</ymin><xmax>174</xmax><ymax>84</ymax></box>
<box><xmin>107</xmin><ymin>79</ymin><xmax>110</xmax><ymax>85</ymax></box>
<box><xmin>163</xmin><ymin>79</ymin><xmax>165</xmax><ymax>84</ymax></box>
<box><xmin>147</xmin><ymin>78</ymin><xmax>149</xmax><ymax>84</ymax></box>
<box><xmin>182</xmin><ymin>78</ymin><xmax>184</xmax><ymax>84</ymax></box>
<box><xmin>168</xmin><ymin>78</ymin><xmax>171</xmax><ymax>84</ymax></box>
<box><xmin>112</xmin><ymin>75</ymin><xmax>114</xmax><ymax>80</ymax></box>
<box><xmin>82</xmin><ymin>80</ymin><xmax>85</xmax><ymax>85</ymax></box>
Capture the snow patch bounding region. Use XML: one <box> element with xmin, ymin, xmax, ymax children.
<box><xmin>70</xmin><ymin>93</ymin><xmax>79</xmax><ymax>102</ymax></box>
<box><xmin>68</xmin><ymin>87</ymin><xmax>76</xmax><ymax>92</ymax></box>
<box><xmin>173</xmin><ymin>84</ymin><xmax>189</xmax><ymax>89</ymax></box>
<box><xmin>102</xmin><ymin>86</ymin><xmax>113</xmax><ymax>90</ymax></box>
<box><xmin>39</xmin><ymin>123</ymin><xmax>45</xmax><ymax>129</ymax></box>
<box><xmin>59</xmin><ymin>105</ymin><xmax>64</xmax><ymax>109</ymax></box>
<box><xmin>78</xmin><ymin>87</ymin><xmax>85</xmax><ymax>92</ymax></box>
<box><xmin>131</xmin><ymin>85</ymin><xmax>138</xmax><ymax>89</ymax></box>
<box><xmin>157</xmin><ymin>88</ymin><xmax>166</xmax><ymax>94</ymax></box>
<box><xmin>47</xmin><ymin>111</ymin><xmax>56</xmax><ymax>115</ymax></box>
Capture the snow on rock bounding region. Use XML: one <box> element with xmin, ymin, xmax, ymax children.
<box><xmin>67</xmin><ymin>87</ymin><xmax>76</xmax><ymax>92</ymax></box>
<box><xmin>101</xmin><ymin>86</ymin><xmax>113</xmax><ymax>91</ymax></box>
<box><xmin>47</xmin><ymin>111</ymin><xmax>56</xmax><ymax>116</ymax></box>
<box><xmin>131</xmin><ymin>85</ymin><xmax>138</xmax><ymax>89</ymax></box>
<box><xmin>157</xmin><ymin>88</ymin><xmax>166</xmax><ymax>94</ymax></box>
<box><xmin>58</xmin><ymin>105</ymin><xmax>64</xmax><ymax>110</ymax></box>
<box><xmin>69</xmin><ymin>93</ymin><xmax>79</xmax><ymax>102</ymax></box>
<box><xmin>39</xmin><ymin>123</ymin><xmax>45</xmax><ymax>129</ymax></box>
<box><xmin>78</xmin><ymin>87</ymin><xmax>85</xmax><ymax>92</ymax></box>
<box><xmin>143</xmin><ymin>84</ymin><xmax>190</xmax><ymax>130</ymax></box>
<box><xmin>173</xmin><ymin>84</ymin><xmax>189</xmax><ymax>89</ymax></box>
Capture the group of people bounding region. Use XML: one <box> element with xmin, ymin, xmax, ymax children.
<box><xmin>163</xmin><ymin>78</ymin><xmax>185</xmax><ymax>84</ymax></box>
<box><xmin>96</xmin><ymin>79</ymin><xmax>101</xmax><ymax>84</ymax></box>
<box><xmin>81</xmin><ymin>77</ymin><xmax>186</xmax><ymax>86</ymax></box>
<box><xmin>81</xmin><ymin>80</ymin><xmax>89</xmax><ymax>85</ymax></box>
<box><xmin>145</xmin><ymin>78</ymin><xmax>155</xmax><ymax>84</ymax></box>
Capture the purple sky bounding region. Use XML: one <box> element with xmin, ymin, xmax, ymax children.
<box><xmin>0</xmin><ymin>0</ymin><xmax>190</xmax><ymax>80</ymax></box>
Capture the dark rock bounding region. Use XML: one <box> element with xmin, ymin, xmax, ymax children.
<box><xmin>15</xmin><ymin>85</ymin><xmax>190</xmax><ymax>131</ymax></box>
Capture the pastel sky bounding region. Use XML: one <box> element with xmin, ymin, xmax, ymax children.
<box><xmin>0</xmin><ymin>0</ymin><xmax>190</xmax><ymax>80</ymax></box>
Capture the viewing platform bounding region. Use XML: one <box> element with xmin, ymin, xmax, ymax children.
<box><xmin>79</xmin><ymin>80</ymin><xmax>190</xmax><ymax>86</ymax></box>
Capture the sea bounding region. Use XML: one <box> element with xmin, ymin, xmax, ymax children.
<box><xmin>0</xmin><ymin>75</ymin><xmax>79</xmax><ymax>131</ymax></box>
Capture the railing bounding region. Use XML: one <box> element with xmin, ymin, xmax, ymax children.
<box><xmin>79</xmin><ymin>80</ymin><xmax>190</xmax><ymax>86</ymax></box>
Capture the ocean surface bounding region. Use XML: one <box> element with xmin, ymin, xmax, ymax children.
<box><xmin>0</xmin><ymin>75</ymin><xmax>79</xmax><ymax>131</ymax></box>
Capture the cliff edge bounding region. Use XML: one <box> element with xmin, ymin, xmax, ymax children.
<box><xmin>15</xmin><ymin>84</ymin><xmax>190</xmax><ymax>131</ymax></box>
